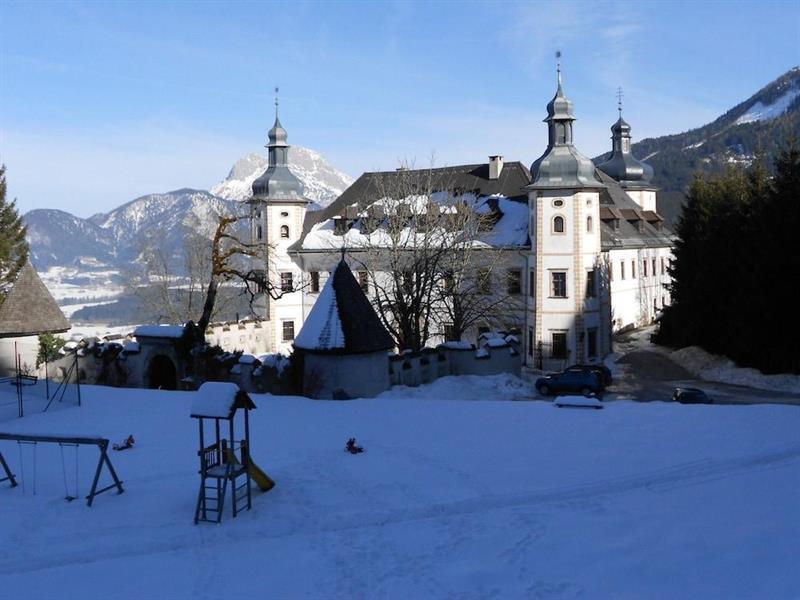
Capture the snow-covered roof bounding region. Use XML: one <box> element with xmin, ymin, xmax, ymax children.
<box><xmin>294</xmin><ymin>259</ymin><xmax>394</xmax><ymax>354</ymax></box>
<box><xmin>298</xmin><ymin>194</ymin><xmax>529</xmax><ymax>252</ymax></box>
<box><xmin>190</xmin><ymin>382</ymin><xmax>255</xmax><ymax>419</ymax></box>
<box><xmin>134</xmin><ymin>325</ymin><xmax>186</xmax><ymax>339</ymax></box>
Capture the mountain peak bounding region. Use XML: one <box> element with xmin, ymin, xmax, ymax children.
<box><xmin>211</xmin><ymin>145</ymin><xmax>354</xmax><ymax>208</ymax></box>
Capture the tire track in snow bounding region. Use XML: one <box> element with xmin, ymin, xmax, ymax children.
<box><xmin>3</xmin><ymin>443</ymin><xmax>799</xmax><ymax>577</ymax></box>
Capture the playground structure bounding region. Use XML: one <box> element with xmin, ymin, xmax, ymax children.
<box><xmin>191</xmin><ymin>382</ymin><xmax>274</xmax><ymax>524</ymax></box>
<box><xmin>0</xmin><ymin>432</ymin><xmax>124</xmax><ymax>506</ymax></box>
<box><xmin>0</xmin><ymin>344</ymin><xmax>81</xmax><ymax>421</ymax></box>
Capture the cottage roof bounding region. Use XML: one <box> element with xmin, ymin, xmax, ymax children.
<box><xmin>294</xmin><ymin>259</ymin><xmax>394</xmax><ymax>354</ymax></box>
<box><xmin>0</xmin><ymin>262</ymin><xmax>70</xmax><ymax>337</ymax></box>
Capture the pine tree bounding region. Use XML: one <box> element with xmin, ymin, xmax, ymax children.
<box><xmin>0</xmin><ymin>165</ymin><xmax>29</xmax><ymax>301</ymax></box>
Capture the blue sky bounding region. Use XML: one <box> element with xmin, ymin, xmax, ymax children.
<box><xmin>1</xmin><ymin>0</ymin><xmax>798</xmax><ymax>217</ymax></box>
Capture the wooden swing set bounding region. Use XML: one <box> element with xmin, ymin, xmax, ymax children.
<box><xmin>0</xmin><ymin>432</ymin><xmax>124</xmax><ymax>506</ymax></box>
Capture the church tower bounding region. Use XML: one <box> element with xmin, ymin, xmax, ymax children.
<box><xmin>525</xmin><ymin>56</ymin><xmax>609</xmax><ymax>370</ymax></box>
<box><xmin>248</xmin><ymin>91</ymin><xmax>310</xmax><ymax>353</ymax></box>
<box><xmin>597</xmin><ymin>91</ymin><xmax>657</xmax><ymax>211</ymax></box>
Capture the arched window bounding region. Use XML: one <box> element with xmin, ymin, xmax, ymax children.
<box><xmin>586</xmin><ymin>216</ymin><xmax>593</xmax><ymax>233</ymax></box>
<box><xmin>552</xmin><ymin>215</ymin><xmax>565</xmax><ymax>234</ymax></box>
<box><xmin>255</xmin><ymin>224</ymin><xmax>263</xmax><ymax>240</ymax></box>
<box><xmin>280</xmin><ymin>225</ymin><xmax>290</xmax><ymax>239</ymax></box>
<box><xmin>556</xmin><ymin>123</ymin><xmax>566</xmax><ymax>144</ymax></box>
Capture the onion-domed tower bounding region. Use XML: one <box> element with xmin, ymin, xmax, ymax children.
<box><xmin>597</xmin><ymin>92</ymin><xmax>657</xmax><ymax>211</ymax></box>
<box><xmin>247</xmin><ymin>90</ymin><xmax>310</xmax><ymax>352</ymax></box>
<box><xmin>525</xmin><ymin>55</ymin><xmax>608</xmax><ymax>370</ymax></box>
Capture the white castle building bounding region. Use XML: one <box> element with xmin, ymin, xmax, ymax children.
<box><xmin>235</xmin><ymin>69</ymin><xmax>674</xmax><ymax>372</ymax></box>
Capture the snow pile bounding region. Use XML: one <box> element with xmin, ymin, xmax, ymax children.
<box><xmin>554</xmin><ymin>395</ymin><xmax>603</xmax><ymax>409</ymax></box>
<box><xmin>670</xmin><ymin>346</ymin><xmax>800</xmax><ymax>394</ymax></box>
<box><xmin>735</xmin><ymin>86</ymin><xmax>800</xmax><ymax>125</ymax></box>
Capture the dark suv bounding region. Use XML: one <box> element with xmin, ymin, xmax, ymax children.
<box><xmin>565</xmin><ymin>364</ymin><xmax>612</xmax><ymax>387</ymax></box>
<box><xmin>536</xmin><ymin>370</ymin><xmax>604</xmax><ymax>397</ymax></box>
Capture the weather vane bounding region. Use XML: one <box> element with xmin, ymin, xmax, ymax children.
<box><xmin>274</xmin><ymin>86</ymin><xmax>279</xmax><ymax>117</ymax></box>
<box><xmin>617</xmin><ymin>86</ymin><xmax>624</xmax><ymax>115</ymax></box>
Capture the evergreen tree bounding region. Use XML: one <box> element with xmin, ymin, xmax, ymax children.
<box><xmin>0</xmin><ymin>165</ymin><xmax>29</xmax><ymax>300</ymax></box>
<box><xmin>657</xmin><ymin>145</ymin><xmax>800</xmax><ymax>374</ymax></box>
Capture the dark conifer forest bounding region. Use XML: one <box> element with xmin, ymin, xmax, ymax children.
<box><xmin>655</xmin><ymin>145</ymin><xmax>800</xmax><ymax>374</ymax></box>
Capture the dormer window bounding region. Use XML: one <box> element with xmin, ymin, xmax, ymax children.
<box><xmin>280</xmin><ymin>225</ymin><xmax>290</xmax><ymax>239</ymax></box>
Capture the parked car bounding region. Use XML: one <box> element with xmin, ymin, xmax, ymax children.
<box><xmin>536</xmin><ymin>370</ymin><xmax>604</xmax><ymax>397</ymax></box>
<box><xmin>565</xmin><ymin>364</ymin><xmax>612</xmax><ymax>387</ymax></box>
<box><xmin>672</xmin><ymin>387</ymin><xmax>712</xmax><ymax>404</ymax></box>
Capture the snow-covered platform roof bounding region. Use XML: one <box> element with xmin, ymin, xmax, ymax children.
<box><xmin>190</xmin><ymin>382</ymin><xmax>256</xmax><ymax>419</ymax></box>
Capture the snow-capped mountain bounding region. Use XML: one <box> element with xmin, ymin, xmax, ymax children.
<box><xmin>88</xmin><ymin>189</ymin><xmax>239</xmax><ymax>264</ymax></box>
<box><xmin>211</xmin><ymin>146</ymin><xmax>354</xmax><ymax>208</ymax></box>
<box><xmin>25</xmin><ymin>209</ymin><xmax>116</xmax><ymax>269</ymax></box>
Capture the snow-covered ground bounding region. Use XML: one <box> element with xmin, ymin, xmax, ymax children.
<box><xmin>1</xmin><ymin>375</ymin><xmax>798</xmax><ymax>598</ymax></box>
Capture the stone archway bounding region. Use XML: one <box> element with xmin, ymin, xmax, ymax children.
<box><xmin>148</xmin><ymin>354</ymin><xmax>177</xmax><ymax>390</ymax></box>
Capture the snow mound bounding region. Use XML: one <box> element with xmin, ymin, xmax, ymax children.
<box><xmin>670</xmin><ymin>346</ymin><xmax>800</xmax><ymax>394</ymax></box>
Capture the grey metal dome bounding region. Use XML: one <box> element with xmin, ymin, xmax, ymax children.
<box><xmin>529</xmin><ymin>72</ymin><xmax>604</xmax><ymax>190</ymax></box>
<box><xmin>250</xmin><ymin>113</ymin><xmax>308</xmax><ymax>202</ymax></box>
<box><xmin>597</xmin><ymin>115</ymin><xmax>654</xmax><ymax>188</ymax></box>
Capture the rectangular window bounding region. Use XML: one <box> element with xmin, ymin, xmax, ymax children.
<box><xmin>527</xmin><ymin>327</ymin><xmax>534</xmax><ymax>357</ymax></box>
<box><xmin>631</xmin><ymin>260</ymin><xmax>636</xmax><ymax>279</ymax></box>
<box><xmin>529</xmin><ymin>269</ymin><xmax>535</xmax><ymax>296</ymax></box>
<box><xmin>280</xmin><ymin>272</ymin><xmax>294</xmax><ymax>292</ymax></box>
<box><xmin>652</xmin><ymin>259</ymin><xmax>657</xmax><ymax>277</ymax></box>
<box><xmin>358</xmin><ymin>270</ymin><xmax>369</xmax><ymax>294</ymax></box>
<box><xmin>282</xmin><ymin>321</ymin><xmax>295</xmax><ymax>342</ymax></box>
<box><xmin>551</xmin><ymin>332</ymin><xmax>568</xmax><ymax>359</ymax></box>
<box><xmin>477</xmin><ymin>268</ymin><xmax>492</xmax><ymax>295</ymax></box>
<box><xmin>609</xmin><ymin>262</ymin><xmax>614</xmax><ymax>282</ymax></box>
<box><xmin>643</xmin><ymin>260</ymin><xmax>648</xmax><ymax>277</ymax></box>
<box><xmin>507</xmin><ymin>269</ymin><xmax>522</xmax><ymax>295</ymax></box>
<box><xmin>444</xmin><ymin>324</ymin><xmax>457</xmax><ymax>342</ymax></box>
<box><xmin>551</xmin><ymin>271</ymin><xmax>567</xmax><ymax>298</ymax></box>
<box><xmin>621</xmin><ymin>261</ymin><xmax>626</xmax><ymax>280</ymax></box>
<box><xmin>401</xmin><ymin>271</ymin><xmax>413</xmax><ymax>295</ymax></box>
<box><xmin>586</xmin><ymin>269</ymin><xmax>596</xmax><ymax>298</ymax></box>
<box><xmin>310</xmin><ymin>271</ymin><xmax>320</xmax><ymax>293</ymax></box>
<box><xmin>661</xmin><ymin>257</ymin><xmax>666</xmax><ymax>275</ymax></box>
<box><xmin>587</xmin><ymin>328</ymin><xmax>598</xmax><ymax>359</ymax></box>
<box><xmin>443</xmin><ymin>271</ymin><xmax>455</xmax><ymax>293</ymax></box>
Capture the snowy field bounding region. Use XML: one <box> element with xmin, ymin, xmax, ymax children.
<box><xmin>0</xmin><ymin>375</ymin><xmax>798</xmax><ymax>599</ymax></box>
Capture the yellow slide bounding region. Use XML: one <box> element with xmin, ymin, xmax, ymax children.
<box><xmin>247</xmin><ymin>461</ymin><xmax>275</xmax><ymax>492</ymax></box>
<box><xmin>224</xmin><ymin>447</ymin><xmax>275</xmax><ymax>492</ymax></box>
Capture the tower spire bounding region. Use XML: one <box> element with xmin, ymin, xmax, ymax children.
<box><xmin>556</xmin><ymin>50</ymin><xmax>562</xmax><ymax>87</ymax></box>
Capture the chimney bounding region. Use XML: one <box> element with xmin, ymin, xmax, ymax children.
<box><xmin>489</xmin><ymin>155</ymin><xmax>504</xmax><ymax>180</ymax></box>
